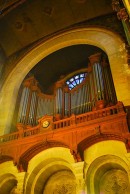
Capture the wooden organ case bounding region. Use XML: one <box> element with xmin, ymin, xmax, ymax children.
<box><xmin>17</xmin><ymin>53</ymin><xmax>117</xmax><ymax>128</ymax></box>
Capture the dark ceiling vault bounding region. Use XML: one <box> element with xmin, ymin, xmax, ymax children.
<box><xmin>0</xmin><ymin>0</ymin><xmax>115</xmax><ymax>56</ymax></box>
<box><xmin>0</xmin><ymin>0</ymin><xmax>126</xmax><ymax>95</ymax></box>
<box><xmin>29</xmin><ymin>44</ymin><xmax>104</xmax><ymax>94</ymax></box>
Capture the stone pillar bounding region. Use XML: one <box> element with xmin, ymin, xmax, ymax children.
<box><xmin>15</xmin><ymin>172</ymin><xmax>26</xmax><ymax>194</ymax></box>
<box><xmin>112</xmin><ymin>0</ymin><xmax>130</xmax><ymax>45</ymax></box>
<box><xmin>72</xmin><ymin>162</ymin><xmax>86</xmax><ymax>194</ymax></box>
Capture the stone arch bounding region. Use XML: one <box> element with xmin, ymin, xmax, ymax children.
<box><xmin>0</xmin><ymin>173</ymin><xmax>17</xmax><ymax>194</ymax></box>
<box><xmin>24</xmin><ymin>147</ymin><xmax>76</xmax><ymax>194</ymax></box>
<box><xmin>19</xmin><ymin>140</ymin><xmax>70</xmax><ymax>171</ymax></box>
<box><xmin>0</xmin><ymin>27</ymin><xmax>129</xmax><ymax>135</ymax></box>
<box><xmin>78</xmin><ymin>133</ymin><xmax>127</xmax><ymax>159</ymax></box>
<box><xmin>0</xmin><ymin>155</ymin><xmax>13</xmax><ymax>164</ymax></box>
<box><xmin>86</xmin><ymin>155</ymin><xmax>130</xmax><ymax>194</ymax></box>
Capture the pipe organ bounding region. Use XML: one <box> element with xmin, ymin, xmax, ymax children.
<box><xmin>88</xmin><ymin>53</ymin><xmax>117</xmax><ymax>107</ymax></box>
<box><xmin>17</xmin><ymin>77</ymin><xmax>54</xmax><ymax>126</ymax></box>
<box><xmin>17</xmin><ymin>53</ymin><xmax>117</xmax><ymax>126</ymax></box>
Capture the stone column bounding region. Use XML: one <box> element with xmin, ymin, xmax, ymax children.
<box><xmin>72</xmin><ymin>162</ymin><xmax>86</xmax><ymax>194</ymax></box>
<box><xmin>112</xmin><ymin>0</ymin><xmax>130</xmax><ymax>45</ymax></box>
<box><xmin>15</xmin><ymin>172</ymin><xmax>26</xmax><ymax>194</ymax></box>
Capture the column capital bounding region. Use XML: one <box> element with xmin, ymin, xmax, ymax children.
<box><xmin>112</xmin><ymin>0</ymin><xmax>120</xmax><ymax>12</ymax></box>
<box><xmin>117</xmin><ymin>8</ymin><xmax>129</xmax><ymax>21</ymax></box>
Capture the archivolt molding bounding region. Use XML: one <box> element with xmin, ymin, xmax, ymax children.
<box><xmin>0</xmin><ymin>173</ymin><xmax>17</xmax><ymax>194</ymax></box>
<box><xmin>24</xmin><ymin>147</ymin><xmax>76</xmax><ymax>193</ymax></box>
<box><xmin>27</xmin><ymin>147</ymin><xmax>75</xmax><ymax>174</ymax></box>
<box><xmin>25</xmin><ymin>160</ymin><xmax>76</xmax><ymax>194</ymax></box>
<box><xmin>19</xmin><ymin>141</ymin><xmax>70</xmax><ymax>172</ymax></box>
<box><xmin>86</xmin><ymin>155</ymin><xmax>130</xmax><ymax>194</ymax></box>
<box><xmin>0</xmin><ymin>27</ymin><xmax>128</xmax><ymax>135</ymax></box>
<box><xmin>78</xmin><ymin>133</ymin><xmax>127</xmax><ymax>159</ymax></box>
<box><xmin>0</xmin><ymin>155</ymin><xmax>13</xmax><ymax>164</ymax></box>
<box><xmin>0</xmin><ymin>173</ymin><xmax>16</xmax><ymax>184</ymax></box>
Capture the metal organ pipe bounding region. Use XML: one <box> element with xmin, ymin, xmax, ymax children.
<box><xmin>36</xmin><ymin>97</ymin><xmax>44</xmax><ymax>119</ymax></box>
<box><xmin>36</xmin><ymin>94</ymin><xmax>54</xmax><ymax>120</ymax></box>
<box><xmin>89</xmin><ymin>53</ymin><xmax>117</xmax><ymax>108</ymax></box>
<box><xmin>89</xmin><ymin>53</ymin><xmax>105</xmax><ymax>103</ymax></box>
<box><xmin>101</xmin><ymin>58</ymin><xmax>117</xmax><ymax>104</ymax></box>
<box><xmin>56</xmin><ymin>88</ymin><xmax>63</xmax><ymax>115</ymax></box>
<box><xmin>28</xmin><ymin>91</ymin><xmax>38</xmax><ymax>126</ymax></box>
<box><xmin>64</xmin><ymin>91</ymin><xmax>69</xmax><ymax>117</ymax></box>
<box><xmin>17</xmin><ymin>53</ymin><xmax>117</xmax><ymax>127</ymax></box>
<box><xmin>18</xmin><ymin>87</ymin><xmax>29</xmax><ymax>123</ymax></box>
<box><xmin>88</xmin><ymin>69</ymin><xmax>95</xmax><ymax>107</ymax></box>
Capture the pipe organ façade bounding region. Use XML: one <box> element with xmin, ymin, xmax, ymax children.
<box><xmin>17</xmin><ymin>52</ymin><xmax>117</xmax><ymax>127</ymax></box>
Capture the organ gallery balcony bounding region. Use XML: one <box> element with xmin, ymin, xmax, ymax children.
<box><xmin>0</xmin><ymin>52</ymin><xmax>130</xmax><ymax>171</ymax></box>
<box><xmin>0</xmin><ymin>101</ymin><xmax>130</xmax><ymax>172</ymax></box>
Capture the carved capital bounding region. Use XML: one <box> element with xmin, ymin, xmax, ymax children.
<box><xmin>112</xmin><ymin>0</ymin><xmax>120</xmax><ymax>12</ymax></box>
<box><xmin>117</xmin><ymin>8</ymin><xmax>129</xmax><ymax>21</ymax></box>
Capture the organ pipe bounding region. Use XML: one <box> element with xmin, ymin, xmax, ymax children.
<box><xmin>17</xmin><ymin>52</ymin><xmax>117</xmax><ymax>127</ymax></box>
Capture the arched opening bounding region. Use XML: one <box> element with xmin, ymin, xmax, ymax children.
<box><xmin>24</xmin><ymin>147</ymin><xmax>76</xmax><ymax>194</ymax></box>
<box><xmin>0</xmin><ymin>173</ymin><xmax>17</xmax><ymax>194</ymax></box>
<box><xmin>14</xmin><ymin>46</ymin><xmax>117</xmax><ymax>130</ymax></box>
<box><xmin>0</xmin><ymin>27</ymin><xmax>128</xmax><ymax>135</ymax></box>
<box><xmin>86</xmin><ymin>155</ymin><xmax>130</xmax><ymax>194</ymax></box>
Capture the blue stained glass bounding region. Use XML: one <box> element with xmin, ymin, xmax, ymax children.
<box><xmin>66</xmin><ymin>72</ymin><xmax>86</xmax><ymax>90</ymax></box>
<box><xmin>75</xmin><ymin>75</ymin><xmax>79</xmax><ymax>79</ymax></box>
<box><xmin>80</xmin><ymin>74</ymin><xmax>84</xmax><ymax>78</ymax></box>
<box><xmin>70</xmin><ymin>78</ymin><xmax>74</xmax><ymax>82</ymax></box>
<box><xmin>80</xmin><ymin>77</ymin><xmax>83</xmax><ymax>83</ymax></box>
<box><xmin>69</xmin><ymin>84</ymin><xmax>74</xmax><ymax>88</ymax></box>
<box><xmin>69</xmin><ymin>86</ymin><xmax>72</xmax><ymax>90</ymax></box>
<box><xmin>72</xmin><ymin>81</ymin><xmax>76</xmax><ymax>86</ymax></box>
<box><xmin>76</xmin><ymin>79</ymin><xmax>80</xmax><ymax>84</ymax></box>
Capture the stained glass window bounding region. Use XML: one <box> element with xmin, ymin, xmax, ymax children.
<box><xmin>66</xmin><ymin>73</ymin><xmax>87</xmax><ymax>90</ymax></box>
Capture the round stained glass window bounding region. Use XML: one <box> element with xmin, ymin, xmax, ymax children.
<box><xmin>66</xmin><ymin>73</ymin><xmax>87</xmax><ymax>90</ymax></box>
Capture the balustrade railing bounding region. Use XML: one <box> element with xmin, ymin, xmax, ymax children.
<box><xmin>0</xmin><ymin>102</ymin><xmax>125</xmax><ymax>143</ymax></box>
<box><xmin>0</xmin><ymin>131</ymin><xmax>19</xmax><ymax>142</ymax></box>
<box><xmin>53</xmin><ymin>117</ymin><xmax>71</xmax><ymax>129</ymax></box>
